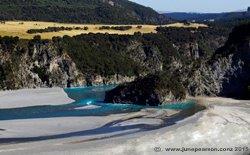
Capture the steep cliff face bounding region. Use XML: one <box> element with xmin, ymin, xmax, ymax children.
<box><xmin>0</xmin><ymin>36</ymin><xmax>164</xmax><ymax>90</ymax></box>
<box><xmin>159</xmin><ymin>28</ymin><xmax>227</xmax><ymax>97</ymax></box>
<box><xmin>186</xmin><ymin>57</ymin><xmax>238</xmax><ymax>96</ymax></box>
<box><xmin>188</xmin><ymin>47</ymin><xmax>249</xmax><ymax>98</ymax></box>
<box><xmin>214</xmin><ymin>27</ymin><xmax>250</xmax><ymax>98</ymax></box>
<box><xmin>125</xmin><ymin>41</ymin><xmax>163</xmax><ymax>72</ymax></box>
<box><xmin>186</xmin><ymin>24</ymin><xmax>250</xmax><ymax>98</ymax></box>
<box><xmin>0</xmin><ymin>41</ymin><xmax>85</xmax><ymax>89</ymax></box>
<box><xmin>104</xmin><ymin>24</ymin><xmax>250</xmax><ymax>104</ymax></box>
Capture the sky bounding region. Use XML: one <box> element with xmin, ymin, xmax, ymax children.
<box><xmin>130</xmin><ymin>0</ymin><xmax>250</xmax><ymax>13</ymax></box>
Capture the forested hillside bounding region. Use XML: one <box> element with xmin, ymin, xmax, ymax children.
<box><xmin>165</xmin><ymin>10</ymin><xmax>250</xmax><ymax>22</ymax></box>
<box><xmin>1</xmin><ymin>17</ymin><xmax>249</xmax><ymax>100</ymax></box>
<box><xmin>0</xmin><ymin>0</ymin><xmax>169</xmax><ymax>24</ymax></box>
<box><xmin>0</xmin><ymin>24</ymin><xmax>227</xmax><ymax>90</ymax></box>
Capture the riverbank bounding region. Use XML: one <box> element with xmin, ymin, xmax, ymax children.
<box><xmin>0</xmin><ymin>88</ymin><xmax>249</xmax><ymax>155</ymax></box>
<box><xmin>0</xmin><ymin>88</ymin><xmax>74</xmax><ymax>109</ymax></box>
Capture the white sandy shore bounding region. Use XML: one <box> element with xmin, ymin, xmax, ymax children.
<box><xmin>0</xmin><ymin>89</ymin><xmax>249</xmax><ymax>155</ymax></box>
<box><xmin>0</xmin><ymin>88</ymin><xmax>74</xmax><ymax>109</ymax></box>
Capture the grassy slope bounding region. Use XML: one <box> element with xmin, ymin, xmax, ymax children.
<box><xmin>0</xmin><ymin>21</ymin><xmax>207</xmax><ymax>39</ymax></box>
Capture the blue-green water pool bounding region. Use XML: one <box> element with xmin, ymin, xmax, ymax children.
<box><xmin>0</xmin><ymin>85</ymin><xmax>195</xmax><ymax>121</ymax></box>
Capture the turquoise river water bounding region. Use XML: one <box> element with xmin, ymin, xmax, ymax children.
<box><xmin>0</xmin><ymin>85</ymin><xmax>195</xmax><ymax>121</ymax></box>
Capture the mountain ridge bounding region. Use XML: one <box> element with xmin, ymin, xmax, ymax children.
<box><xmin>164</xmin><ymin>9</ymin><xmax>250</xmax><ymax>21</ymax></box>
<box><xmin>0</xmin><ymin>0</ymin><xmax>170</xmax><ymax>24</ymax></box>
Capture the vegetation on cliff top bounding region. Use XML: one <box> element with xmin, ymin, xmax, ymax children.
<box><xmin>2</xmin><ymin>21</ymin><xmax>248</xmax><ymax>101</ymax></box>
<box><xmin>0</xmin><ymin>23</ymin><xmax>228</xmax><ymax>85</ymax></box>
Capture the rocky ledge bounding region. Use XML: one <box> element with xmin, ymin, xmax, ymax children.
<box><xmin>104</xmin><ymin>73</ymin><xmax>186</xmax><ymax>106</ymax></box>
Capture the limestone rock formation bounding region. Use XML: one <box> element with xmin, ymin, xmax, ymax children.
<box><xmin>0</xmin><ymin>42</ymin><xmax>85</xmax><ymax>89</ymax></box>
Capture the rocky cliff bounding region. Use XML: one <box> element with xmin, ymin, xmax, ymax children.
<box><xmin>0</xmin><ymin>40</ymin><xmax>85</xmax><ymax>89</ymax></box>
<box><xmin>211</xmin><ymin>24</ymin><xmax>250</xmax><ymax>98</ymax></box>
<box><xmin>0</xmin><ymin>40</ymin><xmax>139</xmax><ymax>90</ymax></box>
<box><xmin>0</xmin><ymin>35</ymin><xmax>163</xmax><ymax>90</ymax></box>
<box><xmin>2</xmin><ymin>24</ymin><xmax>247</xmax><ymax>103</ymax></box>
<box><xmin>186</xmin><ymin>23</ymin><xmax>250</xmax><ymax>99</ymax></box>
<box><xmin>105</xmin><ymin>24</ymin><xmax>250</xmax><ymax>105</ymax></box>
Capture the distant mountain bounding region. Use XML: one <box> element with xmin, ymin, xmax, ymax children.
<box><xmin>0</xmin><ymin>0</ymin><xmax>170</xmax><ymax>24</ymax></box>
<box><xmin>164</xmin><ymin>9</ymin><xmax>250</xmax><ymax>22</ymax></box>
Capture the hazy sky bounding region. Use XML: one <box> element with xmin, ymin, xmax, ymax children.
<box><xmin>130</xmin><ymin>0</ymin><xmax>250</xmax><ymax>13</ymax></box>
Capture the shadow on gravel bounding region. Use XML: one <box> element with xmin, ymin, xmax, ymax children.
<box><xmin>0</xmin><ymin>104</ymin><xmax>205</xmax><ymax>144</ymax></box>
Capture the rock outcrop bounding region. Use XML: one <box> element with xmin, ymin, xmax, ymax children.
<box><xmin>125</xmin><ymin>42</ymin><xmax>163</xmax><ymax>72</ymax></box>
<box><xmin>0</xmin><ymin>41</ymin><xmax>85</xmax><ymax>89</ymax></box>
<box><xmin>85</xmin><ymin>74</ymin><xmax>136</xmax><ymax>86</ymax></box>
<box><xmin>104</xmin><ymin>23</ymin><xmax>250</xmax><ymax>105</ymax></box>
<box><xmin>180</xmin><ymin>23</ymin><xmax>250</xmax><ymax>98</ymax></box>
<box><xmin>105</xmin><ymin>73</ymin><xmax>186</xmax><ymax>106</ymax></box>
<box><xmin>0</xmin><ymin>39</ymin><xmax>140</xmax><ymax>90</ymax></box>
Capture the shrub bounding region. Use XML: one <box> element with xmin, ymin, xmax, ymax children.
<box><xmin>27</xmin><ymin>26</ymin><xmax>85</xmax><ymax>34</ymax></box>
